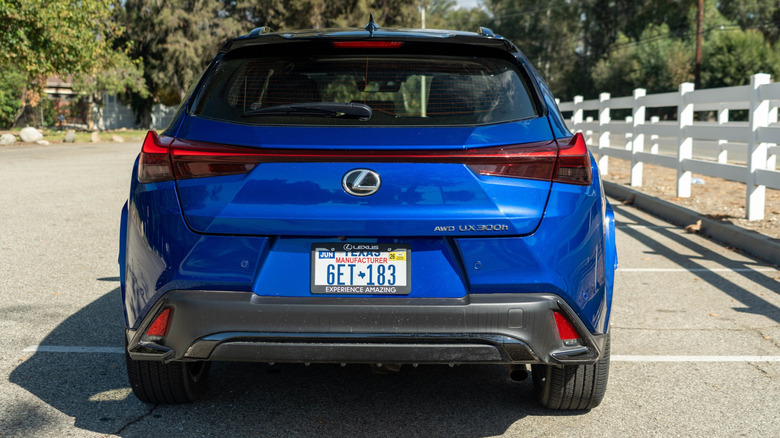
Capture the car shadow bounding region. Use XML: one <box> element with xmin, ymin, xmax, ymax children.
<box><xmin>9</xmin><ymin>286</ymin><xmax>591</xmax><ymax>436</ymax></box>
<box><xmin>612</xmin><ymin>203</ymin><xmax>780</xmax><ymax>323</ymax></box>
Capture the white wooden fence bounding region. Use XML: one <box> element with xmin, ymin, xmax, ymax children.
<box><xmin>558</xmin><ymin>73</ymin><xmax>780</xmax><ymax>221</ymax></box>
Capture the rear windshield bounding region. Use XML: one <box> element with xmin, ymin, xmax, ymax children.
<box><xmin>192</xmin><ymin>53</ymin><xmax>539</xmax><ymax>126</ymax></box>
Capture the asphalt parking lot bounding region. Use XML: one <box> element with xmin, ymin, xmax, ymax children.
<box><xmin>1</xmin><ymin>141</ymin><xmax>778</xmax><ymax>437</ymax></box>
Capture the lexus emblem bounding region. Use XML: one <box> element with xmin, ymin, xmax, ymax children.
<box><xmin>342</xmin><ymin>169</ymin><xmax>381</xmax><ymax>196</ymax></box>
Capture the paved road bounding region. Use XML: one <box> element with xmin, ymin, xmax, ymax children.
<box><xmin>1</xmin><ymin>142</ymin><xmax>778</xmax><ymax>437</ymax></box>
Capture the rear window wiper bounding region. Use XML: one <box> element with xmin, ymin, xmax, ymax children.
<box><xmin>242</xmin><ymin>102</ymin><xmax>372</xmax><ymax>121</ymax></box>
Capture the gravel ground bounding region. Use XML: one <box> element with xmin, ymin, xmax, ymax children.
<box><xmin>601</xmin><ymin>157</ymin><xmax>780</xmax><ymax>240</ymax></box>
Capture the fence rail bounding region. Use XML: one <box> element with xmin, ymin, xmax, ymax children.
<box><xmin>558</xmin><ymin>74</ymin><xmax>780</xmax><ymax>220</ymax></box>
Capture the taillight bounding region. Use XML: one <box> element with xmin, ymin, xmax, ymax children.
<box><xmin>170</xmin><ymin>138</ymin><xmax>560</xmax><ymax>181</ymax></box>
<box><xmin>554</xmin><ymin>133</ymin><xmax>592</xmax><ymax>185</ymax></box>
<box><xmin>136</xmin><ymin>133</ymin><xmax>591</xmax><ymax>184</ymax></box>
<box><xmin>467</xmin><ymin>134</ymin><xmax>593</xmax><ymax>185</ymax></box>
<box><xmin>137</xmin><ymin>132</ymin><xmax>261</xmax><ymax>182</ymax></box>
<box><xmin>137</xmin><ymin>131</ymin><xmax>173</xmax><ymax>183</ymax></box>
<box><xmin>171</xmin><ymin>144</ymin><xmax>260</xmax><ymax>180</ymax></box>
<box><xmin>466</xmin><ymin>142</ymin><xmax>557</xmax><ymax>181</ymax></box>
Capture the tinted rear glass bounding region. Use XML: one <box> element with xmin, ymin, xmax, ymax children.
<box><xmin>192</xmin><ymin>53</ymin><xmax>539</xmax><ymax>126</ymax></box>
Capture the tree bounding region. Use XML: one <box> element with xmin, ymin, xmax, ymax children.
<box><xmin>117</xmin><ymin>0</ymin><xmax>245</xmax><ymax>128</ymax></box>
<box><xmin>72</xmin><ymin>53</ymin><xmax>149</xmax><ymax>130</ymax></box>
<box><xmin>0</xmin><ymin>0</ymin><xmax>146</xmax><ymax>127</ymax></box>
<box><xmin>592</xmin><ymin>24</ymin><xmax>693</xmax><ymax>96</ymax></box>
<box><xmin>719</xmin><ymin>0</ymin><xmax>780</xmax><ymax>44</ymax></box>
<box><xmin>0</xmin><ymin>66</ymin><xmax>25</xmax><ymax>128</ymax></box>
<box><xmin>485</xmin><ymin>0</ymin><xmax>581</xmax><ymax>97</ymax></box>
<box><xmin>0</xmin><ymin>1</ymin><xmax>113</xmax><ymax>102</ymax></box>
<box><xmin>118</xmin><ymin>0</ymin><xmax>421</xmax><ymax>128</ymax></box>
<box><xmin>701</xmin><ymin>27</ymin><xmax>780</xmax><ymax>88</ymax></box>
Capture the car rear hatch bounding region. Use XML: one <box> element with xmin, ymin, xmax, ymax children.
<box><xmin>170</xmin><ymin>118</ymin><xmax>561</xmax><ymax>237</ymax></box>
<box><xmin>145</xmin><ymin>37</ymin><xmax>592</xmax><ymax>238</ymax></box>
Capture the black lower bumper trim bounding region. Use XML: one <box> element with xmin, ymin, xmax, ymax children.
<box><xmin>126</xmin><ymin>291</ymin><xmax>606</xmax><ymax>365</ymax></box>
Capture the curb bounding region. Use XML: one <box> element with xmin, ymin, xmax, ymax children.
<box><xmin>604</xmin><ymin>181</ymin><xmax>780</xmax><ymax>266</ymax></box>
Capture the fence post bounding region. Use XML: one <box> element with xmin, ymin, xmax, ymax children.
<box><xmin>598</xmin><ymin>93</ymin><xmax>611</xmax><ymax>174</ymax></box>
<box><xmin>650</xmin><ymin>116</ymin><xmax>660</xmax><ymax>154</ymax></box>
<box><xmin>631</xmin><ymin>88</ymin><xmax>646</xmax><ymax>187</ymax></box>
<box><xmin>573</xmin><ymin>95</ymin><xmax>584</xmax><ymax>134</ymax></box>
<box><xmin>586</xmin><ymin>117</ymin><xmax>594</xmax><ymax>146</ymax></box>
<box><xmin>676</xmin><ymin>82</ymin><xmax>695</xmax><ymax>198</ymax></box>
<box><xmin>624</xmin><ymin>117</ymin><xmax>633</xmax><ymax>150</ymax></box>
<box><xmin>717</xmin><ymin>104</ymin><xmax>729</xmax><ymax>163</ymax></box>
<box><xmin>746</xmin><ymin>73</ymin><xmax>771</xmax><ymax>221</ymax></box>
<box><xmin>768</xmin><ymin>103</ymin><xmax>778</xmax><ymax>170</ymax></box>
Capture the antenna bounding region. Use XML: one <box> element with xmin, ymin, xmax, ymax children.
<box><xmin>364</xmin><ymin>13</ymin><xmax>380</xmax><ymax>36</ymax></box>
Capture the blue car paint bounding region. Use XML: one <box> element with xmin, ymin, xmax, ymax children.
<box><xmin>176</xmin><ymin>161</ymin><xmax>552</xmax><ymax>236</ymax></box>
<box><xmin>121</xmin><ymin>153</ymin><xmax>613</xmax><ymax>335</ymax></box>
<box><xmin>120</xmin><ymin>31</ymin><xmax>617</xmax><ymax>338</ymax></box>
<box><xmin>173</xmin><ymin>117</ymin><xmax>555</xmax><ymax>236</ymax></box>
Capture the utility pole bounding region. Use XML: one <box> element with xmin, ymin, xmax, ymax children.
<box><xmin>694</xmin><ymin>0</ymin><xmax>704</xmax><ymax>89</ymax></box>
<box><xmin>420</xmin><ymin>3</ymin><xmax>427</xmax><ymax>117</ymax></box>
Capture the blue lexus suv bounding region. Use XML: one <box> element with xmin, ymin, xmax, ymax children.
<box><xmin>119</xmin><ymin>20</ymin><xmax>617</xmax><ymax>410</ymax></box>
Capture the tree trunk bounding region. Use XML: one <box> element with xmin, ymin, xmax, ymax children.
<box><xmin>132</xmin><ymin>95</ymin><xmax>154</xmax><ymax>129</ymax></box>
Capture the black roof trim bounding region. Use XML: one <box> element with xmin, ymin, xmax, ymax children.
<box><xmin>221</xmin><ymin>28</ymin><xmax>518</xmax><ymax>54</ymax></box>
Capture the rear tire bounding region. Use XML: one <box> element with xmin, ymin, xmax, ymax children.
<box><xmin>125</xmin><ymin>351</ymin><xmax>210</xmax><ymax>404</ymax></box>
<box><xmin>532</xmin><ymin>334</ymin><xmax>610</xmax><ymax>410</ymax></box>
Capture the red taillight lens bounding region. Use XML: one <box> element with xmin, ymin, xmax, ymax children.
<box><xmin>553</xmin><ymin>311</ymin><xmax>580</xmax><ymax>341</ymax></box>
<box><xmin>466</xmin><ymin>141</ymin><xmax>558</xmax><ymax>181</ymax></box>
<box><xmin>169</xmin><ymin>139</ymin><xmax>263</xmax><ymax>179</ymax></box>
<box><xmin>138</xmin><ymin>135</ymin><xmax>586</xmax><ymax>184</ymax></box>
<box><xmin>138</xmin><ymin>131</ymin><xmax>173</xmax><ymax>183</ymax></box>
<box><xmin>145</xmin><ymin>308</ymin><xmax>171</xmax><ymax>337</ymax></box>
<box><xmin>332</xmin><ymin>41</ymin><xmax>404</xmax><ymax>49</ymax></box>
<box><xmin>554</xmin><ymin>133</ymin><xmax>592</xmax><ymax>185</ymax></box>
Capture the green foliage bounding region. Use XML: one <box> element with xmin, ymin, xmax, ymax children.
<box><xmin>486</xmin><ymin>0</ymin><xmax>581</xmax><ymax>97</ymax></box>
<box><xmin>479</xmin><ymin>0</ymin><xmax>780</xmax><ymax>99</ymax></box>
<box><xmin>417</xmin><ymin>0</ymin><xmax>490</xmax><ymax>31</ymax></box>
<box><xmin>442</xmin><ymin>6</ymin><xmax>491</xmax><ymax>32</ymax></box>
<box><xmin>593</xmin><ymin>24</ymin><xmax>693</xmax><ymax>96</ymax></box>
<box><xmin>701</xmin><ymin>28</ymin><xmax>780</xmax><ymax>88</ymax></box>
<box><xmin>719</xmin><ymin>0</ymin><xmax>780</xmax><ymax>44</ymax></box>
<box><xmin>0</xmin><ymin>0</ymin><xmax>147</xmax><ymax>129</ymax></box>
<box><xmin>226</xmin><ymin>0</ymin><xmax>419</xmax><ymax>31</ymax></box>
<box><xmin>117</xmin><ymin>0</ymin><xmax>422</xmax><ymax>127</ymax></box>
<box><xmin>0</xmin><ymin>66</ymin><xmax>25</xmax><ymax>127</ymax></box>
<box><xmin>72</xmin><ymin>50</ymin><xmax>149</xmax><ymax>102</ymax></box>
<box><xmin>0</xmin><ymin>0</ymin><xmax>125</xmax><ymax>92</ymax></box>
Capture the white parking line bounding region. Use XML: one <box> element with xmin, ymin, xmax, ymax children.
<box><xmin>616</xmin><ymin>225</ymin><xmax>674</xmax><ymax>229</ymax></box>
<box><xmin>22</xmin><ymin>346</ymin><xmax>780</xmax><ymax>362</ymax></box>
<box><xmin>619</xmin><ymin>268</ymin><xmax>777</xmax><ymax>272</ymax></box>
<box><xmin>23</xmin><ymin>345</ymin><xmax>124</xmax><ymax>354</ymax></box>
<box><xmin>613</xmin><ymin>355</ymin><xmax>780</xmax><ymax>362</ymax></box>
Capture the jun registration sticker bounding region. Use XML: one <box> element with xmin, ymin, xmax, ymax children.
<box><xmin>311</xmin><ymin>243</ymin><xmax>411</xmax><ymax>294</ymax></box>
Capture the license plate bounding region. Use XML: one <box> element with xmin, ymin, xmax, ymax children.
<box><xmin>311</xmin><ymin>243</ymin><xmax>411</xmax><ymax>295</ymax></box>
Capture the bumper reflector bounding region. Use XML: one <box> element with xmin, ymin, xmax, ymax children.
<box><xmin>553</xmin><ymin>311</ymin><xmax>580</xmax><ymax>341</ymax></box>
<box><xmin>145</xmin><ymin>308</ymin><xmax>171</xmax><ymax>337</ymax></box>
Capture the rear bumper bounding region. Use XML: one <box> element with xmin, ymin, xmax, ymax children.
<box><xmin>126</xmin><ymin>291</ymin><xmax>607</xmax><ymax>366</ymax></box>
